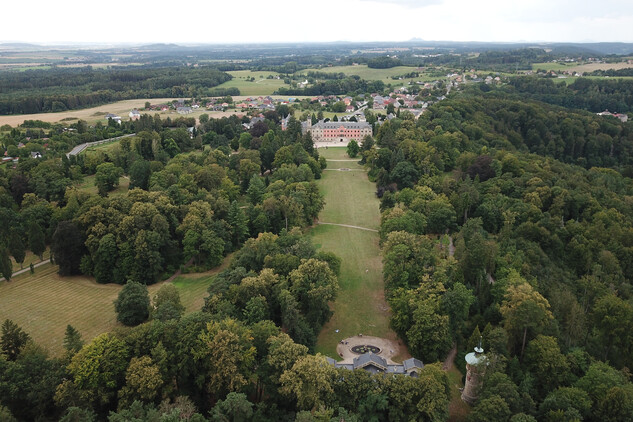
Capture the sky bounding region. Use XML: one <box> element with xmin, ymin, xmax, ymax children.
<box><xmin>2</xmin><ymin>0</ymin><xmax>633</xmax><ymax>45</ymax></box>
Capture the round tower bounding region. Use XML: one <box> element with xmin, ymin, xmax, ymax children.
<box><xmin>461</xmin><ymin>337</ymin><xmax>487</xmax><ymax>404</ymax></box>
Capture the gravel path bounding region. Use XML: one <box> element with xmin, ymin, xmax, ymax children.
<box><xmin>316</xmin><ymin>222</ymin><xmax>378</xmax><ymax>232</ymax></box>
<box><xmin>336</xmin><ymin>335</ymin><xmax>403</xmax><ymax>364</ymax></box>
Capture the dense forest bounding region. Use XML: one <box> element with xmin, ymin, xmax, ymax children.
<box><xmin>507</xmin><ymin>77</ymin><xmax>633</xmax><ymax>114</ymax></box>
<box><xmin>0</xmin><ymin>67</ymin><xmax>232</xmax><ymax>115</ymax></box>
<box><xmin>364</xmin><ymin>91</ymin><xmax>633</xmax><ymax>421</ymax></box>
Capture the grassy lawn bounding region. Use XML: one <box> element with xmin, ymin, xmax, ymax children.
<box><xmin>311</xmin><ymin>147</ymin><xmax>398</xmax><ymax>359</ymax></box>
<box><xmin>315</xmin><ymin>148</ymin><xmax>379</xmax><ymax>230</ymax></box>
<box><xmin>0</xmin><ymin>259</ymin><xmax>228</xmax><ymax>356</ymax></box>
<box><xmin>213</xmin><ymin>70</ymin><xmax>287</xmax><ymax>96</ymax></box>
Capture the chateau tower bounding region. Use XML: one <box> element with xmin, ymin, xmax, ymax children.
<box><xmin>461</xmin><ymin>337</ymin><xmax>487</xmax><ymax>404</ymax></box>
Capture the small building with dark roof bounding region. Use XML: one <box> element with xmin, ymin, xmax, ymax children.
<box><xmin>328</xmin><ymin>352</ymin><xmax>424</xmax><ymax>377</ymax></box>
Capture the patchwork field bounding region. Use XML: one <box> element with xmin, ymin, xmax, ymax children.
<box><xmin>532</xmin><ymin>61</ymin><xmax>633</xmax><ymax>73</ymax></box>
<box><xmin>299</xmin><ymin>64</ymin><xmax>437</xmax><ymax>86</ymax></box>
<box><xmin>0</xmin><ymin>260</ymin><xmax>227</xmax><ymax>356</ymax></box>
<box><xmin>311</xmin><ymin>148</ymin><xmax>403</xmax><ymax>360</ymax></box>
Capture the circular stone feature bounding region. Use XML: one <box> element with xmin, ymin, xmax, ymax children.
<box><xmin>351</xmin><ymin>344</ymin><xmax>381</xmax><ymax>354</ymax></box>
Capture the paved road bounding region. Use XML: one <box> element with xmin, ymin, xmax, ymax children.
<box><xmin>0</xmin><ymin>259</ymin><xmax>51</xmax><ymax>282</ymax></box>
<box><xmin>316</xmin><ymin>222</ymin><xmax>378</xmax><ymax>233</ymax></box>
<box><xmin>66</xmin><ymin>133</ymin><xmax>136</xmax><ymax>157</ymax></box>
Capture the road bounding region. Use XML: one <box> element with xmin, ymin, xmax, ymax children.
<box><xmin>66</xmin><ymin>133</ymin><xmax>136</xmax><ymax>157</ymax></box>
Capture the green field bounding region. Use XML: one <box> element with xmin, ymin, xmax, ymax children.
<box><xmin>311</xmin><ymin>148</ymin><xmax>399</xmax><ymax>359</ymax></box>
<box><xmin>299</xmin><ymin>65</ymin><xmax>436</xmax><ymax>86</ymax></box>
<box><xmin>214</xmin><ymin>70</ymin><xmax>287</xmax><ymax>96</ymax></box>
<box><xmin>0</xmin><ymin>260</ymin><xmax>227</xmax><ymax>356</ymax></box>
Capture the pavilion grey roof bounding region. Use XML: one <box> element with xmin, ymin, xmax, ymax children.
<box><xmin>403</xmin><ymin>358</ymin><xmax>424</xmax><ymax>371</ymax></box>
<box><xmin>330</xmin><ymin>352</ymin><xmax>423</xmax><ymax>376</ymax></box>
<box><xmin>353</xmin><ymin>352</ymin><xmax>387</xmax><ymax>370</ymax></box>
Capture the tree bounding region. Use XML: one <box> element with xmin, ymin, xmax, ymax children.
<box><xmin>467</xmin><ymin>394</ymin><xmax>511</xmax><ymax>422</ymax></box>
<box><xmin>93</xmin><ymin>233</ymin><xmax>120</xmax><ymax>284</ymax></box>
<box><xmin>8</xmin><ymin>230</ymin><xmax>25</xmax><ymax>270</ymax></box>
<box><xmin>63</xmin><ymin>325</ymin><xmax>84</xmax><ymax>355</ymax></box>
<box><xmin>94</xmin><ymin>162</ymin><xmax>122</xmax><ymax>196</ymax></box>
<box><xmin>500</xmin><ymin>283</ymin><xmax>553</xmax><ymax>357</ymax></box>
<box><xmin>129</xmin><ymin>159</ymin><xmax>151</xmax><ymax>190</ymax></box>
<box><xmin>0</xmin><ymin>244</ymin><xmax>12</xmax><ymax>281</ymax></box>
<box><xmin>524</xmin><ymin>335</ymin><xmax>570</xmax><ymax>396</ymax></box>
<box><xmin>119</xmin><ymin>356</ymin><xmax>163</xmax><ymax>405</ymax></box>
<box><xmin>347</xmin><ymin>140</ymin><xmax>360</xmax><ymax>158</ymax></box>
<box><xmin>440</xmin><ymin>282</ymin><xmax>475</xmax><ymax>343</ymax></box>
<box><xmin>289</xmin><ymin>258</ymin><xmax>339</xmax><ymax>330</ymax></box>
<box><xmin>211</xmin><ymin>392</ymin><xmax>254</xmax><ymax>422</ymax></box>
<box><xmin>390</xmin><ymin>161</ymin><xmax>419</xmax><ymax>190</ymax></box>
<box><xmin>51</xmin><ymin>221</ymin><xmax>85</xmax><ymax>276</ymax></box>
<box><xmin>114</xmin><ymin>281</ymin><xmax>150</xmax><ymax>326</ymax></box>
<box><xmin>28</xmin><ymin>221</ymin><xmax>46</xmax><ymax>260</ymax></box>
<box><xmin>152</xmin><ymin>284</ymin><xmax>185</xmax><ymax>322</ymax></box>
<box><xmin>195</xmin><ymin>319</ymin><xmax>256</xmax><ymax>398</ymax></box>
<box><xmin>280</xmin><ymin>354</ymin><xmax>337</xmax><ymax>411</ymax></box>
<box><xmin>228</xmin><ymin>201</ymin><xmax>249</xmax><ymax>248</ymax></box>
<box><xmin>1</xmin><ymin>319</ymin><xmax>30</xmax><ymax>361</ymax></box>
<box><xmin>63</xmin><ymin>333</ymin><xmax>129</xmax><ymax>408</ymax></box>
<box><xmin>247</xmin><ymin>174</ymin><xmax>266</xmax><ymax>205</ymax></box>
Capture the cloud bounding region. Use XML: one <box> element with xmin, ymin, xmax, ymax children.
<box><xmin>357</xmin><ymin>0</ymin><xmax>442</xmax><ymax>8</ymax></box>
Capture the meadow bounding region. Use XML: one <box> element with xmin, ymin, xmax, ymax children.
<box><xmin>299</xmin><ymin>64</ymin><xmax>437</xmax><ymax>86</ymax></box>
<box><xmin>311</xmin><ymin>148</ymin><xmax>401</xmax><ymax>359</ymax></box>
<box><xmin>532</xmin><ymin>61</ymin><xmax>633</xmax><ymax>73</ymax></box>
<box><xmin>0</xmin><ymin>260</ymin><xmax>227</xmax><ymax>356</ymax></box>
<box><xmin>214</xmin><ymin>70</ymin><xmax>287</xmax><ymax>96</ymax></box>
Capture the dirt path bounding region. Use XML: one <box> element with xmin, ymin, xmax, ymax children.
<box><xmin>443</xmin><ymin>345</ymin><xmax>457</xmax><ymax>370</ymax></box>
<box><xmin>316</xmin><ymin>222</ymin><xmax>378</xmax><ymax>233</ymax></box>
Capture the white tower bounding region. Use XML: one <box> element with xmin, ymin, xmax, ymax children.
<box><xmin>461</xmin><ymin>337</ymin><xmax>487</xmax><ymax>404</ymax></box>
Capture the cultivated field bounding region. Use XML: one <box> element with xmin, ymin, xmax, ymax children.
<box><xmin>299</xmin><ymin>64</ymin><xmax>437</xmax><ymax>86</ymax></box>
<box><xmin>311</xmin><ymin>148</ymin><xmax>403</xmax><ymax>360</ymax></box>
<box><xmin>0</xmin><ymin>260</ymin><xmax>227</xmax><ymax>356</ymax></box>
<box><xmin>532</xmin><ymin>61</ymin><xmax>633</xmax><ymax>73</ymax></box>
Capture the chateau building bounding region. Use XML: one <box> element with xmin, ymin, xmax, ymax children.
<box><xmin>301</xmin><ymin>120</ymin><xmax>372</xmax><ymax>143</ymax></box>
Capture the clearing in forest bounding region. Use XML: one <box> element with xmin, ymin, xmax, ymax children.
<box><xmin>311</xmin><ymin>147</ymin><xmax>405</xmax><ymax>360</ymax></box>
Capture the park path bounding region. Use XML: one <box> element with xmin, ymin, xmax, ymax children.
<box><xmin>317</xmin><ymin>222</ymin><xmax>378</xmax><ymax>233</ymax></box>
<box><xmin>0</xmin><ymin>259</ymin><xmax>50</xmax><ymax>282</ymax></box>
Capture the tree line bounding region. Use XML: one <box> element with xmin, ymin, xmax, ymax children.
<box><xmin>362</xmin><ymin>90</ymin><xmax>633</xmax><ymax>421</ymax></box>
<box><xmin>0</xmin><ymin>66</ymin><xmax>232</xmax><ymax>115</ymax></box>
